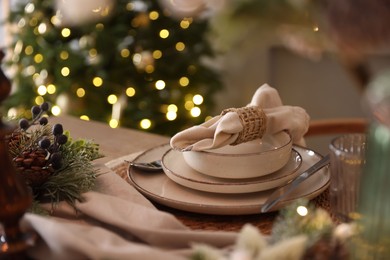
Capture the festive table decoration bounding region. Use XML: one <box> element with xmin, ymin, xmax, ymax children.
<box><xmin>6</xmin><ymin>103</ymin><xmax>102</xmax><ymax>212</ymax></box>
<box><xmin>192</xmin><ymin>200</ymin><xmax>353</xmax><ymax>260</ymax></box>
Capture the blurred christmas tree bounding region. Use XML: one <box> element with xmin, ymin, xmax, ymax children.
<box><xmin>4</xmin><ymin>0</ymin><xmax>223</xmax><ymax>136</ymax></box>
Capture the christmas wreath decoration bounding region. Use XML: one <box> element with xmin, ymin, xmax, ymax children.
<box><xmin>7</xmin><ymin>102</ymin><xmax>102</xmax><ymax>212</ymax></box>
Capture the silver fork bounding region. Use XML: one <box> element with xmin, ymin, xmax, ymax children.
<box><xmin>128</xmin><ymin>160</ymin><xmax>163</xmax><ymax>172</ymax></box>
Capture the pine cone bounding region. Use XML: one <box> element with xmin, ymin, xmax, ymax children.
<box><xmin>14</xmin><ymin>148</ymin><xmax>54</xmax><ymax>187</ymax></box>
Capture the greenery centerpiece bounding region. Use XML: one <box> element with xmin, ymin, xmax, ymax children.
<box><xmin>6</xmin><ymin>102</ymin><xmax>102</xmax><ymax>212</ymax></box>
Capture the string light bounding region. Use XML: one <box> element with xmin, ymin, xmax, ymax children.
<box><xmin>159</xmin><ymin>29</ymin><xmax>169</xmax><ymax>39</ymax></box>
<box><xmin>61</xmin><ymin>28</ymin><xmax>71</xmax><ymax>37</ymax></box>
<box><xmin>140</xmin><ymin>119</ymin><xmax>151</xmax><ymax>129</ymax></box>
<box><xmin>297</xmin><ymin>205</ymin><xmax>308</xmax><ymax>216</ymax></box>
<box><xmin>126</xmin><ymin>87</ymin><xmax>136</xmax><ymax>97</ymax></box>
<box><xmin>175</xmin><ymin>42</ymin><xmax>185</xmax><ymax>51</ymax></box>
<box><xmin>109</xmin><ymin>119</ymin><xmax>119</xmax><ymax>128</ymax></box>
<box><xmin>193</xmin><ymin>94</ymin><xmax>203</xmax><ymax>105</ymax></box>
<box><xmin>80</xmin><ymin>115</ymin><xmax>90</xmax><ymax>121</ymax></box>
<box><xmin>155</xmin><ymin>80</ymin><xmax>165</xmax><ymax>90</ymax></box>
<box><xmin>47</xmin><ymin>84</ymin><xmax>56</xmax><ymax>94</ymax></box>
<box><xmin>37</xmin><ymin>85</ymin><xmax>47</xmax><ymax>95</ymax></box>
<box><xmin>60</xmin><ymin>51</ymin><xmax>69</xmax><ymax>60</ymax></box>
<box><xmin>107</xmin><ymin>94</ymin><xmax>118</xmax><ymax>104</ymax></box>
<box><xmin>38</xmin><ymin>23</ymin><xmax>47</xmax><ymax>34</ymax></box>
<box><xmin>34</xmin><ymin>96</ymin><xmax>44</xmax><ymax>105</ymax></box>
<box><xmin>51</xmin><ymin>105</ymin><xmax>61</xmax><ymax>116</ymax></box>
<box><xmin>179</xmin><ymin>76</ymin><xmax>189</xmax><ymax>87</ymax></box>
<box><xmin>120</xmin><ymin>49</ymin><xmax>130</xmax><ymax>58</ymax></box>
<box><xmin>152</xmin><ymin>50</ymin><xmax>162</xmax><ymax>59</ymax></box>
<box><xmin>149</xmin><ymin>11</ymin><xmax>159</xmax><ymax>20</ymax></box>
<box><xmin>190</xmin><ymin>107</ymin><xmax>201</xmax><ymax>117</ymax></box>
<box><xmin>166</xmin><ymin>111</ymin><xmax>177</xmax><ymax>120</ymax></box>
<box><xmin>76</xmin><ymin>88</ymin><xmax>85</xmax><ymax>97</ymax></box>
<box><xmin>61</xmin><ymin>67</ymin><xmax>70</xmax><ymax>76</ymax></box>
<box><xmin>184</xmin><ymin>100</ymin><xmax>194</xmax><ymax>110</ymax></box>
<box><xmin>180</xmin><ymin>20</ymin><xmax>190</xmax><ymax>29</ymax></box>
<box><xmin>93</xmin><ymin>77</ymin><xmax>103</xmax><ymax>87</ymax></box>
<box><xmin>34</xmin><ymin>54</ymin><xmax>43</xmax><ymax>63</ymax></box>
<box><xmin>25</xmin><ymin>45</ymin><xmax>33</xmax><ymax>55</ymax></box>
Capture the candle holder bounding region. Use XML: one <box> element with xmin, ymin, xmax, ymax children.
<box><xmin>0</xmin><ymin>50</ymin><xmax>34</xmax><ymax>258</ymax></box>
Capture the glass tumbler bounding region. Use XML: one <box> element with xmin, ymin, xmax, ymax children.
<box><xmin>329</xmin><ymin>133</ymin><xmax>366</xmax><ymax>222</ymax></box>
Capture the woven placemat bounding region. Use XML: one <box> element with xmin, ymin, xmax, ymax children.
<box><xmin>109</xmin><ymin>158</ymin><xmax>332</xmax><ymax>235</ymax></box>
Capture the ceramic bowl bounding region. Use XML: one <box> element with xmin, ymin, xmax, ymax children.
<box><xmin>182</xmin><ymin>131</ymin><xmax>292</xmax><ymax>179</ymax></box>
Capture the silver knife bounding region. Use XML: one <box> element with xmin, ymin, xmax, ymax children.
<box><xmin>260</xmin><ymin>154</ymin><xmax>330</xmax><ymax>213</ymax></box>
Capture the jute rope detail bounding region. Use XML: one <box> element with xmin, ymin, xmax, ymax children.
<box><xmin>221</xmin><ymin>106</ymin><xmax>267</xmax><ymax>145</ymax></box>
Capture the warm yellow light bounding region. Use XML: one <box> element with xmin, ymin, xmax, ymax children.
<box><xmin>109</xmin><ymin>119</ymin><xmax>119</xmax><ymax>128</ymax></box>
<box><xmin>193</xmin><ymin>94</ymin><xmax>203</xmax><ymax>105</ymax></box>
<box><xmin>166</xmin><ymin>111</ymin><xmax>177</xmax><ymax>121</ymax></box>
<box><xmin>149</xmin><ymin>11</ymin><xmax>159</xmax><ymax>20</ymax></box>
<box><xmin>47</xmin><ymin>84</ymin><xmax>56</xmax><ymax>94</ymax></box>
<box><xmin>159</xmin><ymin>29</ymin><xmax>169</xmax><ymax>39</ymax></box>
<box><xmin>51</xmin><ymin>105</ymin><xmax>61</xmax><ymax>116</ymax></box>
<box><xmin>175</xmin><ymin>42</ymin><xmax>185</xmax><ymax>51</ymax></box>
<box><xmin>38</xmin><ymin>23</ymin><xmax>47</xmax><ymax>34</ymax></box>
<box><xmin>93</xmin><ymin>77</ymin><xmax>103</xmax><ymax>87</ymax></box>
<box><xmin>61</xmin><ymin>28</ymin><xmax>71</xmax><ymax>37</ymax></box>
<box><xmin>25</xmin><ymin>3</ymin><xmax>35</xmax><ymax>13</ymax></box>
<box><xmin>153</xmin><ymin>50</ymin><xmax>162</xmax><ymax>59</ymax></box>
<box><xmin>180</xmin><ymin>20</ymin><xmax>190</xmax><ymax>29</ymax></box>
<box><xmin>205</xmin><ymin>115</ymin><xmax>213</xmax><ymax>121</ymax></box>
<box><xmin>34</xmin><ymin>96</ymin><xmax>44</xmax><ymax>105</ymax></box>
<box><xmin>140</xmin><ymin>119</ymin><xmax>152</xmax><ymax>129</ymax></box>
<box><xmin>80</xmin><ymin>115</ymin><xmax>90</xmax><ymax>121</ymax></box>
<box><xmin>60</xmin><ymin>51</ymin><xmax>69</xmax><ymax>60</ymax></box>
<box><xmin>184</xmin><ymin>100</ymin><xmax>194</xmax><ymax>110</ymax></box>
<box><xmin>96</xmin><ymin>23</ymin><xmax>104</xmax><ymax>30</ymax></box>
<box><xmin>34</xmin><ymin>54</ymin><xmax>43</xmax><ymax>63</ymax></box>
<box><xmin>76</xmin><ymin>88</ymin><xmax>85</xmax><ymax>97</ymax></box>
<box><xmin>167</xmin><ymin>104</ymin><xmax>178</xmax><ymax>112</ymax></box>
<box><xmin>51</xmin><ymin>15</ymin><xmax>61</xmax><ymax>26</ymax></box>
<box><xmin>126</xmin><ymin>87</ymin><xmax>136</xmax><ymax>97</ymax></box>
<box><xmin>25</xmin><ymin>46</ymin><xmax>33</xmax><ymax>55</ymax></box>
<box><xmin>107</xmin><ymin>94</ymin><xmax>118</xmax><ymax>104</ymax></box>
<box><xmin>145</xmin><ymin>65</ymin><xmax>154</xmax><ymax>73</ymax></box>
<box><xmin>296</xmin><ymin>206</ymin><xmax>308</xmax><ymax>216</ymax></box>
<box><xmin>61</xmin><ymin>67</ymin><xmax>70</xmax><ymax>76</ymax></box>
<box><xmin>120</xmin><ymin>49</ymin><xmax>130</xmax><ymax>58</ymax></box>
<box><xmin>37</xmin><ymin>85</ymin><xmax>47</xmax><ymax>95</ymax></box>
<box><xmin>313</xmin><ymin>26</ymin><xmax>319</xmax><ymax>32</ymax></box>
<box><xmin>29</xmin><ymin>17</ymin><xmax>38</xmax><ymax>27</ymax></box>
<box><xmin>179</xmin><ymin>76</ymin><xmax>189</xmax><ymax>87</ymax></box>
<box><xmin>26</xmin><ymin>66</ymin><xmax>36</xmax><ymax>75</ymax></box>
<box><xmin>155</xmin><ymin>80</ymin><xmax>166</xmax><ymax>90</ymax></box>
<box><xmin>190</xmin><ymin>107</ymin><xmax>201</xmax><ymax>117</ymax></box>
<box><xmin>89</xmin><ymin>48</ymin><xmax>97</xmax><ymax>57</ymax></box>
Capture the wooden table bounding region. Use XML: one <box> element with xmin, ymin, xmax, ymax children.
<box><xmin>52</xmin><ymin>115</ymin><xmax>329</xmax><ymax>234</ymax></box>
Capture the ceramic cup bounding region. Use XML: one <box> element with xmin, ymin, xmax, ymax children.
<box><xmin>329</xmin><ymin>133</ymin><xmax>367</xmax><ymax>222</ymax></box>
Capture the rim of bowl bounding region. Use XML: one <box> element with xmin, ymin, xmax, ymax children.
<box><xmin>190</xmin><ymin>130</ymin><xmax>292</xmax><ymax>157</ymax></box>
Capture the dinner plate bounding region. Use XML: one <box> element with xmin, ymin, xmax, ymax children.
<box><xmin>127</xmin><ymin>144</ymin><xmax>330</xmax><ymax>215</ymax></box>
<box><xmin>162</xmin><ymin>148</ymin><xmax>302</xmax><ymax>193</ymax></box>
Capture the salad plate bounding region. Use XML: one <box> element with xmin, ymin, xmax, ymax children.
<box><xmin>162</xmin><ymin>148</ymin><xmax>302</xmax><ymax>193</ymax></box>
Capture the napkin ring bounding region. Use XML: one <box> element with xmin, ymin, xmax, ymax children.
<box><xmin>221</xmin><ymin>106</ymin><xmax>267</xmax><ymax>145</ymax></box>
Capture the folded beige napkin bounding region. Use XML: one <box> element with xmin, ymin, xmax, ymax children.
<box><xmin>22</xmin><ymin>158</ymin><xmax>237</xmax><ymax>260</ymax></box>
<box><xmin>170</xmin><ymin>84</ymin><xmax>310</xmax><ymax>151</ymax></box>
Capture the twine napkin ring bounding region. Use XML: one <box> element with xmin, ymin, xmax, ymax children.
<box><xmin>221</xmin><ymin>106</ymin><xmax>267</xmax><ymax>145</ymax></box>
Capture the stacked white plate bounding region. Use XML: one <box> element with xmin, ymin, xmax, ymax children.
<box><xmin>127</xmin><ymin>133</ymin><xmax>330</xmax><ymax>215</ymax></box>
<box><xmin>163</xmin><ymin>131</ymin><xmax>303</xmax><ymax>194</ymax></box>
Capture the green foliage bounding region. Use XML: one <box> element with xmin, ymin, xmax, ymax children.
<box><xmin>5</xmin><ymin>0</ymin><xmax>223</xmax><ymax>136</ymax></box>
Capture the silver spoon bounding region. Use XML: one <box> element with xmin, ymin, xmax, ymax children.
<box><xmin>128</xmin><ymin>160</ymin><xmax>163</xmax><ymax>172</ymax></box>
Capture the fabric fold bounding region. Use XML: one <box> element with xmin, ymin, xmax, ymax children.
<box><xmin>170</xmin><ymin>84</ymin><xmax>310</xmax><ymax>151</ymax></box>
